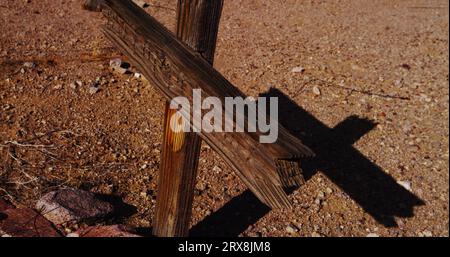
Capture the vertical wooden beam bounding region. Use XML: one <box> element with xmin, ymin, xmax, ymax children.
<box><xmin>153</xmin><ymin>0</ymin><xmax>224</xmax><ymax>237</ymax></box>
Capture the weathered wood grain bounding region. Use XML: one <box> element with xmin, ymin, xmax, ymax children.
<box><xmin>101</xmin><ymin>0</ymin><xmax>314</xmax><ymax>209</ymax></box>
<box><xmin>155</xmin><ymin>104</ymin><xmax>203</xmax><ymax>237</ymax></box>
<box><xmin>154</xmin><ymin>0</ymin><xmax>223</xmax><ymax>237</ymax></box>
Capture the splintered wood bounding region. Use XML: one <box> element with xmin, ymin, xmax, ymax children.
<box><xmin>101</xmin><ymin>0</ymin><xmax>314</xmax><ymax>209</ymax></box>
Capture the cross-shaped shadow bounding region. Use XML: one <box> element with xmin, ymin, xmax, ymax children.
<box><xmin>190</xmin><ymin>88</ymin><xmax>424</xmax><ymax>237</ymax></box>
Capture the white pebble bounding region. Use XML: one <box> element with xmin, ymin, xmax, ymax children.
<box><xmin>397</xmin><ymin>181</ymin><xmax>412</xmax><ymax>191</ymax></box>
<box><xmin>291</xmin><ymin>66</ymin><xmax>305</xmax><ymax>73</ymax></box>
<box><xmin>312</xmin><ymin>86</ymin><xmax>321</xmax><ymax>96</ymax></box>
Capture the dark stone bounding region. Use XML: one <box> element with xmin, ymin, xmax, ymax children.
<box><xmin>36</xmin><ymin>188</ymin><xmax>114</xmax><ymax>225</ymax></box>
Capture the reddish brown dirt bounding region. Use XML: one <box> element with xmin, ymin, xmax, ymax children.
<box><xmin>0</xmin><ymin>0</ymin><xmax>448</xmax><ymax>237</ymax></box>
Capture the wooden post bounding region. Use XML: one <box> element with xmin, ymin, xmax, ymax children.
<box><xmin>153</xmin><ymin>0</ymin><xmax>224</xmax><ymax>237</ymax></box>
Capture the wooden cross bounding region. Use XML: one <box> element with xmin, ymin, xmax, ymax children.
<box><xmin>100</xmin><ymin>0</ymin><xmax>314</xmax><ymax>237</ymax></box>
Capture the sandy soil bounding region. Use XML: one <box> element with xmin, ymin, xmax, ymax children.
<box><xmin>0</xmin><ymin>0</ymin><xmax>448</xmax><ymax>237</ymax></box>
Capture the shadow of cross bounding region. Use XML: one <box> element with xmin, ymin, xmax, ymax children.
<box><xmin>191</xmin><ymin>88</ymin><xmax>424</xmax><ymax>236</ymax></box>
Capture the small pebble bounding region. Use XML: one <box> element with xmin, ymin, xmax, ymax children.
<box><xmin>285</xmin><ymin>225</ymin><xmax>298</xmax><ymax>234</ymax></box>
<box><xmin>397</xmin><ymin>181</ymin><xmax>412</xmax><ymax>191</ymax></box>
<box><xmin>312</xmin><ymin>86</ymin><xmax>321</xmax><ymax>96</ymax></box>
<box><xmin>212</xmin><ymin>166</ymin><xmax>222</xmax><ymax>172</ymax></box>
<box><xmin>110</xmin><ymin>58</ymin><xmax>129</xmax><ymax>74</ymax></box>
<box><xmin>317</xmin><ymin>191</ymin><xmax>325</xmax><ymax>198</ymax></box>
<box><xmin>89</xmin><ymin>86</ymin><xmax>99</xmax><ymax>95</ymax></box>
<box><xmin>23</xmin><ymin>62</ymin><xmax>36</xmax><ymax>68</ymax></box>
<box><xmin>109</xmin><ymin>58</ymin><xmax>123</xmax><ymax>68</ymax></box>
<box><xmin>132</xmin><ymin>0</ymin><xmax>150</xmax><ymax>8</ymax></box>
<box><xmin>291</xmin><ymin>66</ymin><xmax>305</xmax><ymax>73</ymax></box>
<box><xmin>311</xmin><ymin>232</ymin><xmax>322</xmax><ymax>237</ymax></box>
<box><xmin>314</xmin><ymin>198</ymin><xmax>322</xmax><ymax>205</ymax></box>
<box><xmin>422</xmin><ymin>231</ymin><xmax>433</xmax><ymax>237</ymax></box>
<box><xmin>196</xmin><ymin>181</ymin><xmax>207</xmax><ymax>192</ymax></box>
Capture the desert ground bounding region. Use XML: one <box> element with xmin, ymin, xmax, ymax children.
<box><xmin>0</xmin><ymin>0</ymin><xmax>448</xmax><ymax>237</ymax></box>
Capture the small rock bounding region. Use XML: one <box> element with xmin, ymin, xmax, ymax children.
<box><xmin>394</xmin><ymin>79</ymin><xmax>403</xmax><ymax>86</ymax></box>
<box><xmin>422</xmin><ymin>231</ymin><xmax>433</xmax><ymax>237</ymax></box>
<box><xmin>325</xmin><ymin>188</ymin><xmax>333</xmax><ymax>194</ymax></box>
<box><xmin>89</xmin><ymin>86</ymin><xmax>99</xmax><ymax>95</ymax></box>
<box><xmin>311</xmin><ymin>232</ymin><xmax>322</xmax><ymax>237</ymax></box>
<box><xmin>314</xmin><ymin>198</ymin><xmax>322</xmax><ymax>205</ymax></box>
<box><xmin>132</xmin><ymin>0</ymin><xmax>150</xmax><ymax>8</ymax></box>
<box><xmin>35</xmin><ymin>188</ymin><xmax>113</xmax><ymax>225</ymax></box>
<box><xmin>212</xmin><ymin>166</ymin><xmax>222</xmax><ymax>172</ymax></box>
<box><xmin>0</xmin><ymin>208</ymin><xmax>61</xmax><ymax>237</ymax></box>
<box><xmin>110</xmin><ymin>58</ymin><xmax>129</xmax><ymax>74</ymax></box>
<box><xmin>68</xmin><ymin>225</ymin><xmax>140</xmax><ymax>237</ymax></box>
<box><xmin>195</xmin><ymin>181</ymin><xmax>207</xmax><ymax>192</ymax></box>
<box><xmin>75</xmin><ymin>80</ymin><xmax>83</xmax><ymax>87</ymax></box>
<box><xmin>366</xmin><ymin>233</ymin><xmax>379</xmax><ymax>237</ymax></box>
<box><xmin>285</xmin><ymin>225</ymin><xmax>298</xmax><ymax>234</ymax></box>
<box><xmin>317</xmin><ymin>191</ymin><xmax>325</xmax><ymax>199</ymax></box>
<box><xmin>69</xmin><ymin>82</ymin><xmax>77</xmax><ymax>90</ymax></box>
<box><xmin>110</xmin><ymin>58</ymin><xmax>122</xmax><ymax>68</ymax></box>
<box><xmin>312</xmin><ymin>86</ymin><xmax>321</xmax><ymax>96</ymax></box>
<box><xmin>134</xmin><ymin>73</ymin><xmax>142</xmax><ymax>79</ymax></box>
<box><xmin>397</xmin><ymin>181</ymin><xmax>412</xmax><ymax>191</ymax></box>
<box><xmin>69</xmin><ymin>38</ymin><xmax>79</xmax><ymax>46</ymax></box>
<box><xmin>53</xmin><ymin>84</ymin><xmax>63</xmax><ymax>90</ymax></box>
<box><xmin>23</xmin><ymin>62</ymin><xmax>36</xmax><ymax>69</ymax></box>
<box><xmin>400</xmin><ymin>63</ymin><xmax>411</xmax><ymax>70</ymax></box>
<box><xmin>291</xmin><ymin>66</ymin><xmax>305</xmax><ymax>73</ymax></box>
